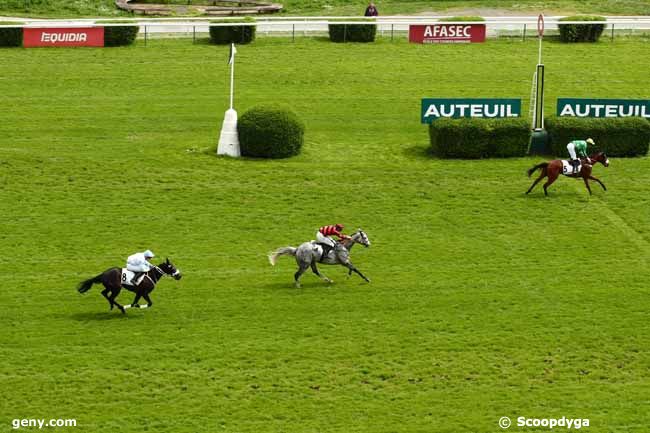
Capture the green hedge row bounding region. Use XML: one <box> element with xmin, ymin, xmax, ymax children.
<box><xmin>558</xmin><ymin>16</ymin><xmax>606</xmax><ymax>42</ymax></box>
<box><xmin>238</xmin><ymin>105</ymin><xmax>304</xmax><ymax>159</ymax></box>
<box><xmin>210</xmin><ymin>18</ymin><xmax>256</xmax><ymax>45</ymax></box>
<box><xmin>428</xmin><ymin>118</ymin><xmax>530</xmax><ymax>159</ymax></box>
<box><xmin>329</xmin><ymin>19</ymin><xmax>376</xmax><ymax>43</ymax></box>
<box><xmin>546</xmin><ymin>116</ymin><xmax>650</xmax><ymax>157</ymax></box>
<box><xmin>0</xmin><ymin>22</ymin><xmax>23</xmax><ymax>47</ymax></box>
<box><xmin>104</xmin><ymin>26</ymin><xmax>139</xmax><ymax>47</ymax></box>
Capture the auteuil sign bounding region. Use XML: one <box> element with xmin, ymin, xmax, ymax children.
<box><xmin>421</xmin><ymin>98</ymin><xmax>521</xmax><ymax>123</ymax></box>
<box><xmin>557</xmin><ymin>98</ymin><xmax>650</xmax><ymax>118</ymax></box>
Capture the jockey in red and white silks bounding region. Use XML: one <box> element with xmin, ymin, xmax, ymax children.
<box><xmin>316</xmin><ymin>224</ymin><xmax>350</xmax><ymax>248</ymax></box>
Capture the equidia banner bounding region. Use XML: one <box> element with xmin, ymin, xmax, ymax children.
<box><xmin>421</xmin><ymin>98</ymin><xmax>521</xmax><ymax>123</ymax></box>
<box><xmin>23</xmin><ymin>27</ymin><xmax>104</xmax><ymax>47</ymax></box>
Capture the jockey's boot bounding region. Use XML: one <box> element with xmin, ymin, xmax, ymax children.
<box><xmin>131</xmin><ymin>272</ymin><xmax>142</xmax><ymax>286</ymax></box>
<box><xmin>572</xmin><ymin>159</ymin><xmax>580</xmax><ymax>174</ymax></box>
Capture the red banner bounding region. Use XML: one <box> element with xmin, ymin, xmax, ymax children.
<box><xmin>409</xmin><ymin>24</ymin><xmax>486</xmax><ymax>44</ymax></box>
<box><xmin>23</xmin><ymin>27</ymin><xmax>104</xmax><ymax>47</ymax></box>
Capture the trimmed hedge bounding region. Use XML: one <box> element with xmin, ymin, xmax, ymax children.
<box><xmin>329</xmin><ymin>19</ymin><xmax>376</xmax><ymax>43</ymax></box>
<box><xmin>238</xmin><ymin>105</ymin><xmax>304</xmax><ymax>159</ymax></box>
<box><xmin>0</xmin><ymin>22</ymin><xmax>23</xmax><ymax>47</ymax></box>
<box><xmin>429</xmin><ymin>118</ymin><xmax>530</xmax><ymax>159</ymax></box>
<box><xmin>546</xmin><ymin>116</ymin><xmax>650</xmax><ymax>157</ymax></box>
<box><xmin>558</xmin><ymin>16</ymin><xmax>606</xmax><ymax>42</ymax></box>
<box><xmin>209</xmin><ymin>18</ymin><xmax>256</xmax><ymax>45</ymax></box>
<box><xmin>98</xmin><ymin>22</ymin><xmax>139</xmax><ymax>46</ymax></box>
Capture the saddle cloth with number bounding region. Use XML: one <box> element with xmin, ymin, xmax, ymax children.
<box><xmin>561</xmin><ymin>160</ymin><xmax>582</xmax><ymax>176</ymax></box>
<box><xmin>121</xmin><ymin>269</ymin><xmax>137</xmax><ymax>286</ymax></box>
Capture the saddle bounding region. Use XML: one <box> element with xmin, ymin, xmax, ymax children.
<box><xmin>313</xmin><ymin>242</ymin><xmax>342</xmax><ymax>263</ymax></box>
<box><xmin>121</xmin><ymin>269</ymin><xmax>144</xmax><ymax>287</ymax></box>
<box><xmin>561</xmin><ymin>159</ymin><xmax>582</xmax><ymax>176</ymax></box>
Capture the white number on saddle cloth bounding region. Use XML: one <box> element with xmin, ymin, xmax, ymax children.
<box><xmin>562</xmin><ymin>160</ymin><xmax>581</xmax><ymax>175</ymax></box>
<box><xmin>121</xmin><ymin>269</ymin><xmax>136</xmax><ymax>286</ymax></box>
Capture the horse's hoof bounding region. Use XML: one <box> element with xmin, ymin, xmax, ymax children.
<box><xmin>119</xmin><ymin>307</ymin><xmax>125</xmax><ymax>314</ymax></box>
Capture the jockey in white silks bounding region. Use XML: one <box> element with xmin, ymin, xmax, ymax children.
<box><xmin>126</xmin><ymin>250</ymin><xmax>155</xmax><ymax>286</ymax></box>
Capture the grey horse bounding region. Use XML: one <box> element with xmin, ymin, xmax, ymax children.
<box><xmin>268</xmin><ymin>228</ymin><xmax>371</xmax><ymax>288</ymax></box>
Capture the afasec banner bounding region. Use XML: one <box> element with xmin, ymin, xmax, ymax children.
<box><xmin>409</xmin><ymin>24</ymin><xmax>486</xmax><ymax>44</ymax></box>
<box><xmin>23</xmin><ymin>27</ymin><xmax>104</xmax><ymax>47</ymax></box>
<box><xmin>557</xmin><ymin>98</ymin><xmax>650</xmax><ymax>118</ymax></box>
<box><xmin>421</xmin><ymin>98</ymin><xmax>521</xmax><ymax>123</ymax></box>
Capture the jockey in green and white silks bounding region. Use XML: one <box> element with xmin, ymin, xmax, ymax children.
<box><xmin>567</xmin><ymin>138</ymin><xmax>594</xmax><ymax>173</ymax></box>
<box><xmin>126</xmin><ymin>250</ymin><xmax>155</xmax><ymax>286</ymax></box>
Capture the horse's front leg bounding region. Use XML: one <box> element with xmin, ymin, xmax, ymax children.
<box><xmin>142</xmin><ymin>291</ymin><xmax>153</xmax><ymax>308</ymax></box>
<box><xmin>131</xmin><ymin>290</ymin><xmax>143</xmax><ymax>308</ymax></box>
<box><xmin>343</xmin><ymin>261</ymin><xmax>370</xmax><ymax>283</ymax></box>
<box><xmin>583</xmin><ymin>176</ymin><xmax>593</xmax><ymax>195</ymax></box>
<box><xmin>589</xmin><ymin>175</ymin><xmax>606</xmax><ymax>191</ymax></box>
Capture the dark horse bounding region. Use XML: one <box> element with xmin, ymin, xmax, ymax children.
<box><xmin>526</xmin><ymin>151</ymin><xmax>609</xmax><ymax>196</ymax></box>
<box><xmin>77</xmin><ymin>258</ymin><xmax>182</xmax><ymax>313</ymax></box>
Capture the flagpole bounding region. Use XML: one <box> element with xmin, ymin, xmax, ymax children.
<box><xmin>229</xmin><ymin>43</ymin><xmax>235</xmax><ymax>109</ymax></box>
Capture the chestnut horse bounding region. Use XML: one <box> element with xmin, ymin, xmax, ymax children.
<box><xmin>526</xmin><ymin>152</ymin><xmax>609</xmax><ymax>196</ymax></box>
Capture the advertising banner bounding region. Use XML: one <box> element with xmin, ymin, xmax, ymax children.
<box><xmin>421</xmin><ymin>98</ymin><xmax>521</xmax><ymax>123</ymax></box>
<box><xmin>557</xmin><ymin>98</ymin><xmax>650</xmax><ymax>118</ymax></box>
<box><xmin>409</xmin><ymin>24</ymin><xmax>486</xmax><ymax>44</ymax></box>
<box><xmin>23</xmin><ymin>27</ymin><xmax>104</xmax><ymax>47</ymax></box>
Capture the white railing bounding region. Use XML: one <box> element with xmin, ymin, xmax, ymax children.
<box><xmin>1</xmin><ymin>16</ymin><xmax>649</xmax><ymax>41</ymax></box>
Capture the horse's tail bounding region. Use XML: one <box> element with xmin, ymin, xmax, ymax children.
<box><xmin>77</xmin><ymin>273</ymin><xmax>103</xmax><ymax>293</ymax></box>
<box><xmin>268</xmin><ymin>247</ymin><xmax>297</xmax><ymax>266</ymax></box>
<box><xmin>527</xmin><ymin>162</ymin><xmax>548</xmax><ymax>177</ymax></box>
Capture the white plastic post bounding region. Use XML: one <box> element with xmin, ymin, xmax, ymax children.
<box><xmin>217</xmin><ymin>108</ymin><xmax>240</xmax><ymax>157</ymax></box>
<box><xmin>218</xmin><ymin>44</ymin><xmax>240</xmax><ymax>157</ymax></box>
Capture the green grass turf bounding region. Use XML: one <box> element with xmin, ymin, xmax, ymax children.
<box><xmin>2</xmin><ymin>0</ymin><xmax>650</xmax><ymax>18</ymax></box>
<box><xmin>0</xmin><ymin>37</ymin><xmax>649</xmax><ymax>432</ymax></box>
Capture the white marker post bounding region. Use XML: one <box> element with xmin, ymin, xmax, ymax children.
<box><xmin>533</xmin><ymin>14</ymin><xmax>545</xmax><ymax>131</ymax></box>
<box><xmin>217</xmin><ymin>43</ymin><xmax>240</xmax><ymax>157</ymax></box>
<box><xmin>528</xmin><ymin>14</ymin><xmax>549</xmax><ymax>155</ymax></box>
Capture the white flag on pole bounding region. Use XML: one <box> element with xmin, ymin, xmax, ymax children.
<box><xmin>228</xmin><ymin>43</ymin><xmax>237</xmax><ymax>65</ymax></box>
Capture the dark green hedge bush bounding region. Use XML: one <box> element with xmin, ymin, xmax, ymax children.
<box><xmin>210</xmin><ymin>18</ymin><xmax>256</xmax><ymax>45</ymax></box>
<box><xmin>329</xmin><ymin>19</ymin><xmax>376</xmax><ymax>43</ymax></box>
<box><xmin>100</xmin><ymin>22</ymin><xmax>139</xmax><ymax>46</ymax></box>
<box><xmin>546</xmin><ymin>116</ymin><xmax>650</xmax><ymax>157</ymax></box>
<box><xmin>238</xmin><ymin>105</ymin><xmax>304</xmax><ymax>159</ymax></box>
<box><xmin>0</xmin><ymin>22</ymin><xmax>23</xmax><ymax>47</ymax></box>
<box><xmin>558</xmin><ymin>16</ymin><xmax>606</xmax><ymax>42</ymax></box>
<box><xmin>429</xmin><ymin>118</ymin><xmax>530</xmax><ymax>159</ymax></box>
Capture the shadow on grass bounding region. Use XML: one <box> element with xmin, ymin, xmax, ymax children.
<box><xmin>402</xmin><ymin>144</ymin><xmax>431</xmax><ymax>160</ymax></box>
<box><xmin>68</xmin><ymin>310</ymin><xmax>142</xmax><ymax>321</ymax></box>
<box><xmin>262</xmin><ymin>280</ymin><xmax>341</xmax><ymax>291</ymax></box>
